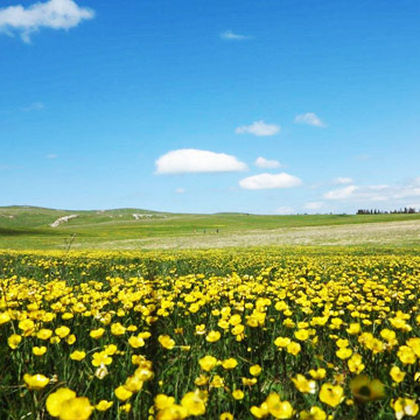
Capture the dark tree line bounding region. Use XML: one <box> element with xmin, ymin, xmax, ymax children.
<box><xmin>356</xmin><ymin>207</ymin><xmax>417</xmax><ymax>215</ymax></box>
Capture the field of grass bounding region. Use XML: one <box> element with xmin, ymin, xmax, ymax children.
<box><xmin>0</xmin><ymin>248</ymin><xmax>419</xmax><ymax>419</ymax></box>
<box><xmin>1</xmin><ymin>206</ymin><xmax>420</xmax><ymax>250</ymax></box>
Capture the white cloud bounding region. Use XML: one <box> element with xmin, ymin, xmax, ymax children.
<box><xmin>220</xmin><ymin>30</ymin><xmax>250</xmax><ymax>40</ymax></box>
<box><xmin>22</xmin><ymin>101</ymin><xmax>44</xmax><ymax>111</ymax></box>
<box><xmin>294</xmin><ymin>112</ymin><xmax>325</xmax><ymax>127</ymax></box>
<box><xmin>239</xmin><ymin>172</ymin><xmax>302</xmax><ymax>190</ymax></box>
<box><xmin>175</xmin><ymin>188</ymin><xmax>185</xmax><ymax>194</ymax></box>
<box><xmin>304</xmin><ymin>201</ymin><xmax>324</xmax><ymax>210</ymax></box>
<box><xmin>333</xmin><ymin>177</ymin><xmax>353</xmax><ymax>185</ymax></box>
<box><xmin>324</xmin><ymin>185</ymin><xmax>358</xmax><ymax>200</ymax></box>
<box><xmin>155</xmin><ymin>149</ymin><xmax>247</xmax><ymax>174</ymax></box>
<box><xmin>275</xmin><ymin>206</ymin><xmax>294</xmax><ymax>215</ymax></box>
<box><xmin>0</xmin><ymin>0</ymin><xmax>94</xmax><ymax>43</ymax></box>
<box><xmin>46</xmin><ymin>153</ymin><xmax>58</xmax><ymax>159</ymax></box>
<box><xmin>255</xmin><ymin>157</ymin><xmax>281</xmax><ymax>169</ymax></box>
<box><xmin>323</xmin><ymin>179</ymin><xmax>420</xmax><ymax>203</ymax></box>
<box><xmin>235</xmin><ymin>120</ymin><xmax>280</xmax><ymax>137</ymax></box>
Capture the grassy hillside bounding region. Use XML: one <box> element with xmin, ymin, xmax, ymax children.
<box><xmin>1</xmin><ymin>205</ymin><xmax>420</xmax><ymax>250</ymax></box>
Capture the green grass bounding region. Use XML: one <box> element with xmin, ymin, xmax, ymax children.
<box><xmin>1</xmin><ymin>205</ymin><xmax>419</xmax><ymax>250</ymax></box>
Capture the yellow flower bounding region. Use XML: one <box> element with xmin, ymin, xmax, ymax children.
<box><xmin>55</xmin><ymin>326</ymin><xmax>70</xmax><ymax>338</ymax></box>
<box><xmin>294</xmin><ymin>329</ymin><xmax>310</xmax><ymax>341</ymax></box>
<box><xmin>23</xmin><ymin>373</ymin><xmax>49</xmax><ymax>390</ymax></box>
<box><xmin>242</xmin><ymin>377</ymin><xmax>258</xmax><ymax>386</ymax></box>
<box><xmin>220</xmin><ymin>413</ymin><xmax>234</xmax><ymax>420</ymax></box>
<box><xmin>346</xmin><ymin>323</ymin><xmax>361</xmax><ymax>335</ymax></box>
<box><xmin>92</xmin><ymin>351</ymin><xmax>112</xmax><ymax>367</ymax></box>
<box><xmin>128</xmin><ymin>335</ymin><xmax>145</xmax><ymax>348</ymax></box>
<box><xmin>103</xmin><ymin>344</ymin><xmax>117</xmax><ymax>355</ymax></box>
<box><xmin>18</xmin><ymin>319</ymin><xmax>35</xmax><ymax>336</ymax></box>
<box><xmin>158</xmin><ymin>335</ymin><xmax>175</xmax><ymax>350</ymax></box>
<box><xmin>265</xmin><ymin>393</ymin><xmax>294</xmax><ymax>419</ymax></box>
<box><xmin>66</xmin><ymin>334</ymin><xmax>76</xmax><ymax>345</ymax></box>
<box><xmin>115</xmin><ymin>386</ymin><xmax>133</xmax><ymax>401</ymax></box>
<box><xmin>37</xmin><ymin>329</ymin><xmax>53</xmax><ymax>340</ymax></box>
<box><xmin>89</xmin><ymin>328</ymin><xmax>105</xmax><ymax>339</ymax></box>
<box><xmin>110</xmin><ymin>322</ymin><xmax>126</xmax><ymax>336</ymax></box>
<box><xmin>119</xmin><ymin>403</ymin><xmax>131</xmax><ymax>413</ymax></box>
<box><xmin>299</xmin><ymin>406</ymin><xmax>326</xmax><ymax>420</ymax></box>
<box><xmin>349</xmin><ymin>375</ymin><xmax>385</xmax><ymax>403</ymax></box>
<box><xmin>397</xmin><ymin>346</ymin><xmax>417</xmax><ymax>365</ymax></box>
<box><xmin>198</xmin><ymin>355</ymin><xmax>218</xmax><ymax>371</ymax></box>
<box><xmin>291</xmin><ymin>374</ymin><xmax>316</xmax><ymax>394</ymax></box>
<box><xmin>194</xmin><ymin>374</ymin><xmax>209</xmax><ymax>386</ymax></box>
<box><xmin>232</xmin><ymin>389</ymin><xmax>244</xmax><ymax>400</ymax></box>
<box><xmin>249</xmin><ymin>364</ymin><xmax>262</xmax><ymax>376</ymax></box>
<box><xmin>347</xmin><ymin>353</ymin><xmax>365</xmax><ymax>374</ymax></box>
<box><xmin>124</xmin><ymin>375</ymin><xmax>144</xmax><ymax>393</ymax></box>
<box><xmin>46</xmin><ymin>388</ymin><xmax>76</xmax><ymax>417</ymax></box>
<box><xmin>274</xmin><ymin>336</ymin><xmax>291</xmax><ymax>348</ymax></box>
<box><xmin>8</xmin><ymin>334</ymin><xmax>22</xmax><ymax>349</ymax></box>
<box><xmin>222</xmin><ymin>358</ymin><xmax>238</xmax><ymax>369</ymax></box>
<box><xmin>205</xmin><ymin>330</ymin><xmax>221</xmax><ymax>342</ymax></box>
<box><xmin>95</xmin><ymin>400</ymin><xmax>113</xmax><ymax>411</ymax></box>
<box><xmin>210</xmin><ymin>375</ymin><xmax>224</xmax><ymax>388</ymax></box>
<box><xmin>250</xmin><ymin>402</ymin><xmax>269</xmax><ymax>418</ymax></box>
<box><xmin>156</xmin><ymin>404</ymin><xmax>188</xmax><ymax>419</ymax></box>
<box><xmin>0</xmin><ymin>311</ymin><xmax>11</xmax><ymax>324</ymax></box>
<box><xmin>286</xmin><ymin>341</ymin><xmax>301</xmax><ymax>356</ymax></box>
<box><xmin>406</xmin><ymin>337</ymin><xmax>420</xmax><ymax>357</ymax></box>
<box><xmin>155</xmin><ymin>394</ymin><xmax>176</xmax><ymax>410</ymax></box>
<box><xmin>181</xmin><ymin>390</ymin><xmax>207</xmax><ymax>416</ymax></box>
<box><xmin>319</xmin><ymin>383</ymin><xmax>344</xmax><ymax>407</ymax></box>
<box><xmin>32</xmin><ymin>346</ymin><xmax>47</xmax><ymax>356</ymax></box>
<box><xmin>70</xmin><ymin>350</ymin><xmax>86</xmax><ymax>361</ymax></box>
<box><xmin>309</xmin><ymin>368</ymin><xmax>326</xmax><ymax>380</ymax></box>
<box><xmin>391</xmin><ymin>398</ymin><xmax>419</xmax><ymax>419</ymax></box>
<box><xmin>336</xmin><ymin>347</ymin><xmax>352</xmax><ymax>360</ymax></box>
<box><xmin>59</xmin><ymin>397</ymin><xmax>93</xmax><ymax>420</ymax></box>
<box><xmin>390</xmin><ymin>366</ymin><xmax>406</xmax><ymax>383</ymax></box>
<box><xmin>195</xmin><ymin>324</ymin><xmax>206</xmax><ymax>335</ymax></box>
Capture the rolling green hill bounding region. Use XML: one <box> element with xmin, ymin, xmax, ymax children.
<box><xmin>0</xmin><ymin>205</ymin><xmax>419</xmax><ymax>250</ymax></box>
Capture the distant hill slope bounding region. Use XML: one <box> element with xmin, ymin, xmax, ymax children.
<box><xmin>0</xmin><ymin>205</ymin><xmax>419</xmax><ymax>250</ymax></box>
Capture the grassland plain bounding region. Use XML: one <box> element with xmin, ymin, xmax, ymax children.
<box><xmin>0</xmin><ymin>248</ymin><xmax>419</xmax><ymax>419</ymax></box>
<box><xmin>1</xmin><ymin>206</ymin><xmax>420</xmax><ymax>250</ymax></box>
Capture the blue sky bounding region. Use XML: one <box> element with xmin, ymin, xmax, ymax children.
<box><xmin>1</xmin><ymin>0</ymin><xmax>419</xmax><ymax>214</ymax></box>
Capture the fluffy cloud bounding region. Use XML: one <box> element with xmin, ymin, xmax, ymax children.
<box><xmin>175</xmin><ymin>188</ymin><xmax>185</xmax><ymax>194</ymax></box>
<box><xmin>239</xmin><ymin>172</ymin><xmax>302</xmax><ymax>190</ymax></box>
<box><xmin>220</xmin><ymin>30</ymin><xmax>250</xmax><ymax>40</ymax></box>
<box><xmin>155</xmin><ymin>149</ymin><xmax>247</xmax><ymax>174</ymax></box>
<box><xmin>294</xmin><ymin>113</ymin><xmax>325</xmax><ymax>127</ymax></box>
<box><xmin>255</xmin><ymin>157</ymin><xmax>281</xmax><ymax>169</ymax></box>
<box><xmin>324</xmin><ymin>185</ymin><xmax>358</xmax><ymax>200</ymax></box>
<box><xmin>333</xmin><ymin>177</ymin><xmax>353</xmax><ymax>185</ymax></box>
<box><xmin>323</xmin><ymin>179</ymin><xmax>420</xmax><ymax>202</ymax></box>
<box><xmin>0</xmin><ymin>0</ymin><xmax>94</xmax><ymax>43</ymax></box>
<box><xmin>235</xmin><ymin>120</ymin><xmax>280</xmax><ymax>137</ymax></box>
<box><xmin>304</xmin><ymin>201</ymin><xmax>324</xmax><ymax>210</ymax></box>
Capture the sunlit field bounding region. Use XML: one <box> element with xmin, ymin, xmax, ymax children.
<box><xmin>1</xmin><ymin>248</ymin><xmax>419</xmax><ymax>419</ymax></box>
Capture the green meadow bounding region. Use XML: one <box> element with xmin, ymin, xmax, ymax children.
<box><xmin>1</xmin><ymin>206</ymin><xmax>419</xmax><ymax>250</ymax></box>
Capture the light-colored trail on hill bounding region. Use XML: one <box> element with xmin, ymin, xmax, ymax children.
<box><xmin>79</xmin><ymin>220</ymin><xmax>420</xmax><ymax>249</ymax></box>
<box><xmin>50</xmin><ymin>214</ymin><xmax>78</xmax><ymax>228</ymax></box>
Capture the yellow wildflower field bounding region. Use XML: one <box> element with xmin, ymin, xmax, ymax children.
<box><xmin>0</xmin><ymin>249</ymin><xmax>419</xmax><ymax>419</ymax></box>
